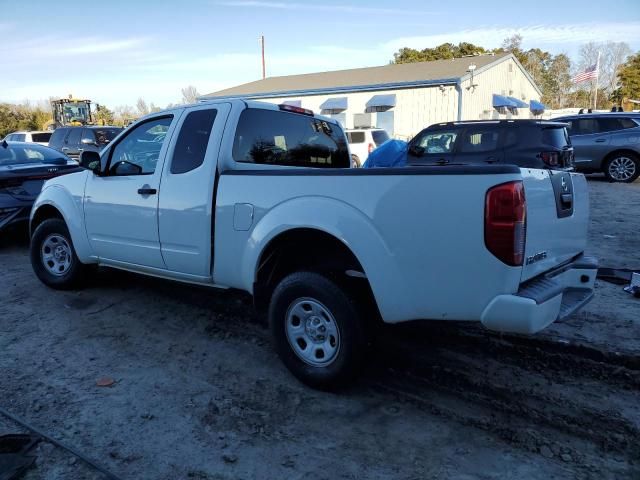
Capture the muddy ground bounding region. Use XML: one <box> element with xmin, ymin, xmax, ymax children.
<box><xmin>1</xmin><ymin>175</ymin><xmax>639</xmax><ymax>480</ymax></box>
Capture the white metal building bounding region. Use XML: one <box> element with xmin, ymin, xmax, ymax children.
<box><xmin>203</xmin><ymin>53</ymin><xmax>543</xmax><ymax>139</ymax></box>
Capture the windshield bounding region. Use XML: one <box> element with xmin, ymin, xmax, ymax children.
<box><xmin>62</xmin><ymin>102</ymin><xmax>91</xmax><ymax>123</ymax></box>
<box><xmin>0</xmin><ymin>144</ymin><xmax>68</xmax><ymax>166</ymax></box>
<box><xmin>372</xmin><ymin>130</ymin><xmax>390</xmax><ymax>146</ymax></box>
<box><xmin>94</xmin><ymin>128</ymin><xmax>122</xmax><ymax>145</ymax></box>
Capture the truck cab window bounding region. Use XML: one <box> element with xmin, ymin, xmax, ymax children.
<box><xmin>108</xmin><ymin>116</ymin><xmax>173</xmax><ymax>176</ymax></box>
<box><xmin>233</xmin><ymin>108</ymin><xmax>349</xmax><ymax>168</ymax></box>
<box><xmin>170</xmin><ymin>109</ymin><xmax>218</xmax><ymax>174</ymax></box>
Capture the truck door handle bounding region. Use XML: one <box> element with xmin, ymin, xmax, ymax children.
<box><xmin>137</xmin><ymin>187</ymin><xmax>157</xmax><ymax>195</ymax></box>
<box><xmin>61</xmin><ymin>147</ymin><xmax>69</xmax><ymax>151</ymax></box>
<box><xmin>595</xmin><ymin>138</ymin><xmax>606</xmax><ymax>143</ymax></box>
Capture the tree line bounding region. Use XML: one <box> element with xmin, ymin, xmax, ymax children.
<box><xmin>393</xmin><ymin>35</ymin><xmax>639</xmax><ymax>110</ymax></box>
<box><xmin>0</xmin><ymin>86</ymin><xmax>201</xmax><ymax>139</ymax></box>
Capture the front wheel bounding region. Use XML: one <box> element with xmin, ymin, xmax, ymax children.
<box><xmin>268</xmin><ymin>272</ymin><xmax>367</xmax><ymax>390</ymax></box>
<box><xmin>604</xmin><ymin>153</ymin><xmax>639</xmax><ymax>183</ymax></box>
<box><xmin>30</xmin><ymin>218</ymin><xmax>88</xmax><ymax>289</ymax></box>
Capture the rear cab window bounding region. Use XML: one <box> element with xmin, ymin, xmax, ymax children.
<box><xmin>233</xmin><ymin>108</ymin><xmax>349</xmax><ymax>168</ymax></box>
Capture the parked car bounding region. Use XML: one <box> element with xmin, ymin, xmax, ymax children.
<box><xmin>29</xmin><ymin>101</ymin><xmax>596</xmax><ymax>390</ymax></box>
<box><xmin>3</xmin><ymin>131</ymin><xmax>53</xmax><ymax>146</ymax></box>
<box><xmin>0</xmin><ymin>141</ymin><xmax>79</xmax><ymax>232</ymax></box>
<box><xmin>553</xmin><ymin>113</ymin><xmax>640</xmax><ymax>182</ymax></box>
<box><xmin>345</xmin><ymin>128</ymin><xmax>390</xmax><ymax>167</ymax></box>
<box><xmin>48</xmin><ymin>126</ymin><xmax>123</xmax><ymax>161</ymax></box>
<box><xmin>407</xmin><ymin>120</ymin><xmax>574</xmax><ymax>170</ymax></box>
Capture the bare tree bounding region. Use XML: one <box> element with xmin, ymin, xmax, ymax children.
<box><xmin>114</xmin><ymin>105</ymin><xmax>136</xmax><ymax>126</ymax></box>
<box><xmin>181</xmin><ymin>85</ymin><xmax>200</xmax><ymax>104</ymax></box>
<box><xmin>601</xmin><ymin>42</ymin><xmax>632</xmax><ymax>93</ymax></box>
<box><xmin>136</xmin><ymin>98</ymin><xmax>150</xmax><ymax>116</ymax></box>
<box><xmin>578</xmin><ymin>41</ymin><xmax>631</xmax><ymax>94</ymax></box>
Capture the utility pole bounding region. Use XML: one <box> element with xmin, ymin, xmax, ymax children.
<box><xmin>260</xmin><ymin>35</ymin><xmax>266</xmax><ymax>79</ymax></box>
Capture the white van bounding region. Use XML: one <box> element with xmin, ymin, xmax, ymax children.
<box><xmin>345</xmin><ymin>128</ymin><xmax>390</xmax><ymax>167</ymax></box>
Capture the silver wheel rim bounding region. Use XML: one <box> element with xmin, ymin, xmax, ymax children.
<box><xmin>285</xmin><ymin>298</ymin><xmax>340</xmax><ymax>367</ymax></box>
<box><xmin>41</xmin><ymin>233</ymin><xmax>73</xmax><ymax>276</ymax></box>
<box><xmin>608</xmin><ymin>156</ymin><xmax>636</xmax><ymax>181</ymax></box>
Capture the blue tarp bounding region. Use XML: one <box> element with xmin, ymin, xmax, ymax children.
<box><xmin>366</xmin><ymin>94</ymin><xmax>397</xmax><ymax>109</ymax></box>
<box><xmin>363</xmin><ymin>139</ymin><xmax>407</xmax><ymax>168</ymax></box>
<box><xmin>530</xmin><ymin>99</ymin><xmax>546</xmax><ymax>113</ymax></box>
<box><xmin>319</xmin><ymin>97</ymin><xmax>348</xmax><ymax>110</ymax></box>
<box><xmin>507</xmin><ymin>96</ymin><xmax>529</xmax><ymax>108</ymax></box>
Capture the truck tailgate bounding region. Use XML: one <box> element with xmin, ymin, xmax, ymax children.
<box><xmin>520</xmin><ymin>168</ymin><xmax>589</xmax><ymax>282</ymax></box>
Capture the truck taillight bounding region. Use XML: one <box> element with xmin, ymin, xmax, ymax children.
<box><xmin>368</xmin><ymin>143</ymin><xmax>374</xmax><ymax>154</ymax></box>
<box><xmin>540</xmin><ymin>151</ymin><xmax>560</xmax><ymax>167</ymax></box>
<box><xmin>485</xmin><ymin>181</ymin><xmax>526</xmax><ymax>266</ymax></box>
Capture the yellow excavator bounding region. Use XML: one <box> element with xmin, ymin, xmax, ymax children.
<box><xmin>46</xmin><ymin>95</ymin><xmax>96</xmax><ymax>130</ymax></box>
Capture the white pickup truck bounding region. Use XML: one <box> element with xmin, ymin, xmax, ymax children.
<box><xmin>30</xmin><ymin>100</ymin><xmax>597</xmax><ymax>389</ymax></box>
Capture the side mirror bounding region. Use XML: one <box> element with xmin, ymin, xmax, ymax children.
<box><xmin>79</xmin><ymin>150</ymin><xmax>101</xmax><ymax>174</ymax></box>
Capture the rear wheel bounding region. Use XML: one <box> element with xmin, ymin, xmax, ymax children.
<box><xmin>604</xmin><ymin>153</ymin><xmax>639</xmax><ymax>183</ymax></box>
<box><xmin>30</xmin><ymin>218</ymin><xmax>88</xmax><ymax>289</ymax></box>
<box><xmin>268</xmin><ymin>272</ymin><xmax>366</xmax><ymax>390</ymax></box>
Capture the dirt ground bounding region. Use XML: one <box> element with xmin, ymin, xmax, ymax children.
<box><xmin>1</xmin><ymin>175</ymin><xmax>638</xmax><ymax>480</ymax></box>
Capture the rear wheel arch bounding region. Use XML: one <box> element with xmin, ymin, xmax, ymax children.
<box><xmin>253</xmin><ymin>228</ymin><xmax>380</xmax><ymax>320</ymax></box>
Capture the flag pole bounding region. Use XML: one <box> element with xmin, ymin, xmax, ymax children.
<box><xmin>593</xmin><ymin>51</ymin><xmax>600</xmax><ymax>110</ymax></box>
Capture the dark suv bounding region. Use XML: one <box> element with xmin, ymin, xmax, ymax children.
<box><xmin>553</xmin><ymin>113</ymin><xmax>640</xmax><ymax>183</ymax></box>
<box><xmin>407</xmin><ymin>120</ymin><xmax>573</xmax><ymax>170</ymax></box>
<box><xmin>48</xmin><ymin>126</ymin><xmax>122</xmax><ymax>161</ymax></box>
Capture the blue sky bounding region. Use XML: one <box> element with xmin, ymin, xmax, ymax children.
<box><xmin>1</xmin><ymin>0</ymin><xmax>639</xmax><ymax>108</ymax></box>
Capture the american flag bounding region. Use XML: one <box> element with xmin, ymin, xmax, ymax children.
<box><xmin>573</xmin><ymin>64</ymin><xmax>599</xmax><ymax>83</ymax></box>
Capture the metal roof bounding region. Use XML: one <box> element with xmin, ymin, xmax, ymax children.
<box><xmin>204</xmin><ymin>53</ymin><xmax>513</xmax><ymax>99</ymax></box>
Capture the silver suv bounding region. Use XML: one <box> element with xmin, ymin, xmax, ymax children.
<box><xmin>554</xmin><ymin>113</ymin><xmax>640</xmax><ymax>183</ymax></box>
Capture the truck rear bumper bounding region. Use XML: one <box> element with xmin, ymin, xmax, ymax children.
<box><xmin>480</xmin><ymin>255</ymin><xmax>598</xmax><ymax>334</ymax></box>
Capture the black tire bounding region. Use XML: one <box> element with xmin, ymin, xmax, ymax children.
<box><xmin>30</xmin><ymin>218</ymin><xmax>88</xmax><ymax>290</ymax></box>
<box><xmin>268</xmin><ymin>271</ymin><xmax>367</xmax><ymax>390</ymax></box>
<box><xmin>351</xmin><ymin>154</ymin><xmax>361</xmax><ymax>168</ymax></box>
<box><xmin>603</xmin><ymin>152</ymin><xmax>640</xmax><ymax>183</ymax></box>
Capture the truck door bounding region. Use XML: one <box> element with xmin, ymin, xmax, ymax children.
<box><xmin>158</xmin><ymin>103</ymin><xmax>231</xmax><ymax>277</ymax></box>
<box><xmin>84</xmin><ymin>114</ymin><xmax>179</xmax><ymax>268</ymax></box>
